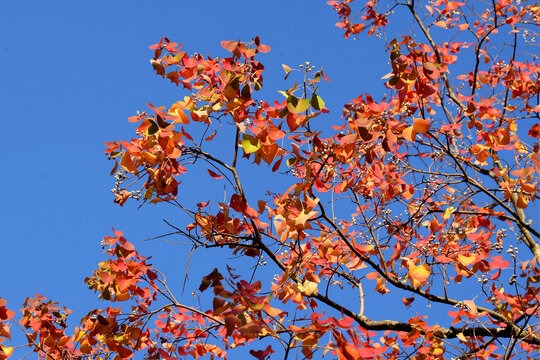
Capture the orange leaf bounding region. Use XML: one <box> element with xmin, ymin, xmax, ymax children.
<box><xmin>510</xmin><ymin>167</ymin><xmax>534</xmax><ymax>179</ymax></box>
<box><xmin>463</xmin><ymin>299</ymin><xmax>478</xmax><ymax>315</ymax></box>
<box><xmin>402</xmin><ymin>297</ymin><xmax>415</xmax><ymax>307</ymax></box>
<box><xmin>402</xmin><ymin>184</ymin><xmax>414</xmax><ymax>199</ymax></box>
<box><xmin>115</xmin><ymin>292</ymin><xmax>130</xmax><ymax>302</ymax></box>
<box><xmin>128</xmin><ymin>115</ymin><xmax>142</xmax><ymax>123</ymax></box>
<box><xmin>413</xmin><ymin>118</ymin><xmax>430</xmax><ymax>133</ymax></box>
<box><xmin>80</xmin><ymin>338</ymin><xmax>92</xmax><ymax>354</ymax></box>
<box><xmin>402</xmin><ymin>126</ymin><xmax>416</xmax><ymax>142</ymax></box>
<box><xmin>404</xmin><ymin>259</ymin><xmax>430</xmax><ymax>287</ymax></box>
<box><xmin>366</xmin><ymin>272</ymin><xmax>378</xmax><ymax>280</ymax></box>
<box><xmin>171</xmin><ymin>108</ymin><xmax>190</xmax><ymax>124</ymax></box>
<box><xmin>0</xmin><ymin>324</ymin><xmax>11</xmax><ymax>341</ymax></box>
<box><xmin>516</xmin><ymin>194</ymin><xmax>528</xmax><ymax>209</ymax></box>
<box><xmin>114</xmin><ymin>190</ymin><xmax>130</xmax><ymax>207</ymax></box>
<box><xmin>337</xmin><ymin>344</ymin><xmax>359</xmax><ymax>360</ymax></box>
<box><xmin>120</xmin><ymin>152</ymin><xmax>137</xmax><ymax>173</ymax></box>
<box><xmin>142</xmin><ymin>151</ymin><xmax>158</xmax><ymax>166</ymax></box>
<box><xmin>264</xmin><ymin>304</ymin><xmax>282</xmax><ymax>317</ymax></box>
<box><xmin>433</xmin><ymin>21</ymin><xmax>447</xmax><ymax>28</ymax></box>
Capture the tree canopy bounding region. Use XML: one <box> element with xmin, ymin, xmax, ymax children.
<box><xmin>1</xmin><ymin>0</ymin><xmax>539</xmax><ymax>359</ymax></box>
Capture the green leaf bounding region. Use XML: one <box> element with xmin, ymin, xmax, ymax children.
<box><xmin>277</xmin><ymin>90</ymin><xmax>289</xmax><ymax>98</ymax></box>
<box><xmin>286</xmin><ymin>95</ymin><xmax>299</xmax><ymax>113</ymax></box>
<box><xmin>146</xmin><ymin>119</ymin><xmax>159</xmax><ymax>135</ymax></box>
<box><xmin>388</xmin><ymin>76</ymin><xmax>400</xmax><ymax>87</ymax></box>
<box><xmin>311</xmin><ymin>93</ymin><xmax>325</xmax><ymax>111</ymax></box>
<box><xmin>288</xmin><ymin>96</ymin><xmax>310</xmax><ymax>114</ymax></box>
<box><xmin>297</xmin><ymin>99</ymin><xmax>310</xmax><ymax>113</ymax></box>
<box><xmin>286</xmin><ymin>158</ymin><xmax>298</xmax><ymax>167</ymax></box>
<box><xmin>241</xmin><ymin>134</ymin><xmax>261</xmax><ymax>154</ymax></box>
<box><xmin>254</xmin><ymin>79</ymin><xmax>262</xmax><ymax>91</ymax></box>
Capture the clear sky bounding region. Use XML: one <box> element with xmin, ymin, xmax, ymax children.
<box><xmin>1</xmin><ymin>0</ymin><xmax>409</xmax><ymax>357</ymax></box>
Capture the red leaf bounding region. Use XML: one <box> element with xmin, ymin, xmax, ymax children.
<box><xmin>150</xmin><ymin>59</ymin><xmax>165</xmax><ymax>78</ymax></box>
<box><xmin>489</xmin><ymin>256</ymin><xmax>511</xmax><ymax>269</ymax></box>
<box><xmin>207</xmin><ymin>169</ymin><xmax>224</xmax><ymax>179</ymax></box>
<box><xmin>230</xmin><ymin>194</ymin><xmax>258</xmax><ymax>219</ymax></box>
<box><xmin>0</xmin><ymin>299</ymin><xmax>15</xmax><ymax>321</ymax></box>
<box><xmin>250</xmin><ymin>345</ymin><xmax>274</xmax><ymax>360</ymax></box>
<box><xmin>205</xmin><ymin>130</ymin><xmax>217</xmax><ymax>141</ymax></box>
<box><xmin>528</xmin><ymin>123</ymin><xmax>539</xmax><ymax>138</ymax></box>
<box><xmin>257</xmin><ymin>44</ymin><xmax>271</xmax><ymax>53</ymax></box>
<box><xmin>120</xmin><ymin>141</ymin><xmax>141</xmax><ymax>155</ymax></box>
<box><xmin>221</xmin><ymin>40</ymin><xmax>238</xmax><ymax>52</ymax></box>
<box><xmin>149</xmin><ymin>37</ymin><xmax>163</xmax><ymax>50</ymax></box>
<box><xmin>423</xmin><ymin>62</ymin><xmax>440</xmax><ymax>80</ymax></box>
<box><xmin>197</xmin><ymin>201</ymin><xmax>210</xmax><ymax>210</ymax></box>
<box><xmin>166</xmin><ymin>71</ymin><xmax>180</xmax><ymax>86</ymax></box>
<box><xmin>224</xmin><ymin>316</ymin><xmax>236</xmax><ymax>337</ymax></box>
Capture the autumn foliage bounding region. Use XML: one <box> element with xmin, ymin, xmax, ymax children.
<box><xmin>2</xmin><ymin>0</ymin><xmax>540</xmax><ymax>359</ymax></box>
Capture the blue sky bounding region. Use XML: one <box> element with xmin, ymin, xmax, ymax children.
<box><xmin>7</xmin><ymin>0</ymin><xmax>520</xmax><ymax>358</ymax></box>
<box><xmin>0</xmin><ymin>0</ymin><xmax>393</xmax><ymax>348</ymax></box>
<box><xmin>3</xmin><ymin>0</ymin><xmax>539</xmax><ymax>359</ymax></box>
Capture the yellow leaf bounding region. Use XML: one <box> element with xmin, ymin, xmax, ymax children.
<box><xmin>295</xmin><ymin>210</ymin><xmax>318</xmax><ymax>227</ymax></box>
<box><xmin>457</xmin><ymin>254</ymin><xmax>476</xmax><ymax>267</ymax></box>
<box><xmin>0</xmin><ymin>345</ymin><xmax>14</xmax><ymax>358</ymax></box>
<box><xmin>443</xmin><ymin>206</ymin><xmax>455</xmax><ymax>219</ymax></box>
<box><xmin>73</xmin><ymin>328</ymin><xmax>86</xmax><ymax>342</ymax></box>
<box><xmin>410</xmin><ymin>264</ymin><xmax>430</xmax><ymax>287</ymax></box>
<box><xmin>303</xmin><ymin>281</ymin><xmax>318</xmax><ymax>295</ymax></box>
<box><xmin>456</xmin><ymin>332</ymin><xmax>467</xmax><ymax>342</ymax></box>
